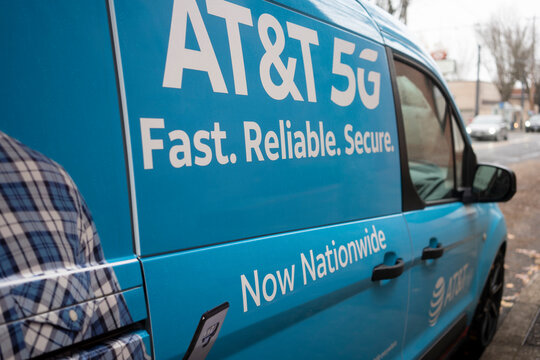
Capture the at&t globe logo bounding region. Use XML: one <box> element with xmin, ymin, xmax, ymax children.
<box><xmin>428</xmin><ymin>263</ymin><xmax>470</xmax><ymax>327</ymax></box>
<box><xmin>429</xmin><ymin>277</ymin><xmax>445</xmax><ymax>326</ymax></box>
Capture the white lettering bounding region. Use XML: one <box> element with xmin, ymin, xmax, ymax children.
<box><xmin>194</xmin><ymin>130</ymin><xmax>212</xmax><ymax>166</ymax></box>
<box><xmin>206</xmin><ymin>0</ymin><xmax>253</xmax><ymax>95</ymax></box>
<box><xmin>378</xmin><ymin>230</ymin><xmax>387</xmax><ymax>250</ymax></box>
<box><xmin>258</xmin><ymin>14</ymin><xmax>302</xmax><ymax>101</ymax></box>
<box><xmin>357</xmin><ymin>237</ymin><xmax>369</xmax><ymax>259</ymax></box>
<box><xmin>276</xmin><ymin>266</ymin><xmax>295</xmax><ymax>295</ymax></box>
<box><xmin>338</xmin><ymin>245</ymin><xmax>348</xmax><ymax>268</ymax></box>
<box><xmin>163</xmin><ymin>0</ymin><xmax>227</xmax><ymax>93</ymax></box>
<box><xmin>211</xmin><ymin>122</ymin><xmax>229</xmax><ymax>164</ymax></box>
<box><xmin>358</xmin><ymin>49</ymin><xmax>380</xmax><ymax>109</ymax></box>
<box><xmin>262</xmin><ymin>273</ymin><xmax>277</xmax><ymax>301</ymax></box>
<box><xmin>140</xmin><ymin>118</ymin><xmax>164</xmax><ymax>170</ymax></box>
<box><xmin>330</xmin><ymin>38</ymin><xmax>356</xmax><ymax>107</ymax></box>
<box><xmin>264</xmin><ymin>131</ymin><xmax>280</xmax><ymax>161</ymax></box>
<box><xmin>244</xmin><ymin>121</ymin><xmax>263</xmax><ymax>162</ymax></box>
<box><xmin>301</xmin><ymin>251</ymin><xmax>316</xmax><ymax>285</ymax></box>
<box><xmin>306</xmin><ymin>122</ymin><xmax>319</xmax><ymax>157</ymax></box>
<box><xmin>169</xmin><ymin>130</ymin><xmax>192</xmax><ymax>167</ymax></box>
<box><xmin>241</xmin><ymin>270</ymin><xmax>260</xmax><ymax>312</ymax></box>
<box><xmin>286</xmin><ymin>22</ymin><xmax>319</xmax><ymax>102</ymax></box>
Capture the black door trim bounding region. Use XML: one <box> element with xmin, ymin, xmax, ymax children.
<box><xmin>420</xmin><ymin>313</ymin><xmax>468</xmax><ymax>360</ymax></box>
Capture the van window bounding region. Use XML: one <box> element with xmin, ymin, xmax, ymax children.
<box><xmin>394</xmin><ymin>61</ymin><xmax>455</xmax><ymax>202</ymax></box>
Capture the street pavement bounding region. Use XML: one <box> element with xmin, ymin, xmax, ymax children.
<box><xmin>481</xmin><ymin>272</ymin><xmax>540</xmax><ymax>360</ymax></box>
<box><xmin>472</xmin><ymin>131</ymin><xmax>540</xmax><ymax>165</ymax></box>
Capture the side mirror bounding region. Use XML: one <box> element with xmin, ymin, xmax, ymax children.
<box><xmin>472</xmin><ymin>164</ymin><xmax>516</xmax><ymax>202</ymax></box>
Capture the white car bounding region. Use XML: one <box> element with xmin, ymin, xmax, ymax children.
<box><xmin>525</xmin><ymin>115</ymin><xmax>540</xmax><ymax>132</ymax></box>
<box><xmin>467</xmin><ymin>115</ymin><xmax>509</xmax><ymax>141</ymax></box>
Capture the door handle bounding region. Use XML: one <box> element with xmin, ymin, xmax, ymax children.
<box><xmin>371</xmin><ymin>258</ymin><xmax>404</xmax><ymax>281</ymax></box>
<box><xmin>421</xmin><ymin>243</ymin><xmax>444</xmax><ymax>260</ymax></box>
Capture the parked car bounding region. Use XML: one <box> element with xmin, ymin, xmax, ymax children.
<box><xmin>1</xmin><ymin>1</ymin><xmax>516</xmax><ymax>359</ymax></box>
<box><xmin>467</xmin><ymin>115</ymin><xmax>509</xmax><ymax>141</ymax></box>
<box><xmin>525</xmin><ymin>115</ymin><xmax>540</xmax><ymax>132</ymax></box>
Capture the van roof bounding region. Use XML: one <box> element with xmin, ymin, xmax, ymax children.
<box><xmin>358</xmin><ymin>0</ymin><xmax>442</xmax><ymax>77</ymax></box>
<box><xmin>272</xmin><ymin>0</ymin><xmax>441</xmax><ymax>78</ymax></box>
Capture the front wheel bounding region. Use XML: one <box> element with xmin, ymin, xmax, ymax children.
<box><xmin>468</xmin><ymin>249</ymin><xmax>505</xmax><ymax>350</ymax></box>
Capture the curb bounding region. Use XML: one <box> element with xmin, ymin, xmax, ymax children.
<box><xmin>481</xmin><ymin>272</ymin><xmax>540</xmax><ymax>359</ymax></box>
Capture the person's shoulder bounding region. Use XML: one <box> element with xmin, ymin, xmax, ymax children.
<box><xmin>0</xmin><ymin>131</ymin><xmax>82</xmax><ymax>204</ymax></box>
<box><xmin>1</xmin><ymin>131</ymin><xmax>62</xmax><ymax>170</ymax></box>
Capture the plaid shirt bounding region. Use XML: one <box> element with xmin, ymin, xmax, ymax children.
<box><xmin>0</xmin><ymin>132</ymin><xmax>147</xmax><ymax>359</ymax></box>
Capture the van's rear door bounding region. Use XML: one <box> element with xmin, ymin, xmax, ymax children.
<box><xmin>1</xmin><ymin>1</ymin><xmax>150</xmax><ymax>357</ymax></box>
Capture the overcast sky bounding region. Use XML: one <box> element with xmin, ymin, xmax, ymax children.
<box><xmin>392</xmin><ymin>0</ymin><xmax>540</xmax><ymax>81</ymax></box>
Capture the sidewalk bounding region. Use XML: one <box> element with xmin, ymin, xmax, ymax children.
<box><xmin>481</xmin><ymin>272</ymin><xmax>540</xmax><ymax>359</ymax></box>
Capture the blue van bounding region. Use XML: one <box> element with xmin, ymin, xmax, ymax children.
<box><xmin>0</xmin><ymin>0</ymin><xmax>516</xmax><ymax>359</ymax></box>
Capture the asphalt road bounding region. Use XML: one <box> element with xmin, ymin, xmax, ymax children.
<box><xmin>471</xmin><ymin>131</ymin><xmax>540</xmax><ymax>165</ymax></box>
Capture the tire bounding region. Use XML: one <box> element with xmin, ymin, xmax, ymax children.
<box><xmin>468</xmin><ymin>249</ymin><xmax>505</xmax><ymax>351</ymax></box>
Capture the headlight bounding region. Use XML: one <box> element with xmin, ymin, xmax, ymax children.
<box><xmin>466</xmin><ymin>127</ymin><xmax>471</xmax><ymax>134</ymax></box>
<box><xmin>488</xmin><ymin>128</ymin><xmax>496</xmax><ymax>134</ymax></box>
<box><xmin>525</xmin><ymin>121</ymin><xmax>531</xmax><ymax>127</ymax></box>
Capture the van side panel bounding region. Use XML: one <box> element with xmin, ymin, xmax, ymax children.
<box><xmin>472</xmin><ymin>204</ymin><xmax>507</xmax><ymax>312</ymax></box>
<box><xmin>113</xmin><ymin>0</ymin><xmax>401</xmax><ymax>256</ymax></box>
<box><xmin>142</xmin><ymin>215</ymin><xmax>411</xmax><ymax>359</ymax></box>
<box><xmin>403</xmin><ymin>203</ymin><xmax>482</xmax><ymax>358</ymax></box>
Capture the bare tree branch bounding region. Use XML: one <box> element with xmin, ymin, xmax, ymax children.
<box><xmin>477</xmin><ymin>16</ymin><xmax>533</xmax><ymax>102</ymax></box>
<box><xmin>376</xmin><ymin>0</ymin><xmax>410</xmax><ymax>24</ymax></box>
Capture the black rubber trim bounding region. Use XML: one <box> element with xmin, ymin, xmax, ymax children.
<box><xmin>420</xmin><ymin>314</ymin><xmax>468</xmax><ymax>360</ymax></box>
<box><xmin>447</xmin><ymin>105</ymin><xmax>458</xmax><ymax>189</ymax></box>
<box><xmin>385</xmin><ymin>46</ymin><xmax>425</xmax><ymax>212</ymax></box>
<box><xmin>32</xmin><ymin>322</ymin><xmax>146</xmax><ymax>360</ymax></box>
